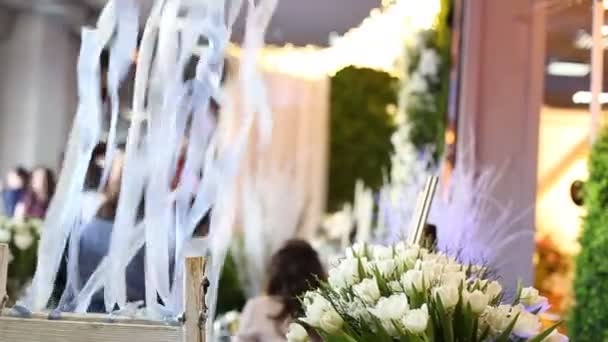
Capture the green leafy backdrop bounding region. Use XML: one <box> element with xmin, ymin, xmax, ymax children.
<box><xmin>327</xmin><ymin>66</ymin><xmax>398</xmax><ymax>212</ymax></box>
<box><xmin>570</xmin><ymin>129</ymin><xmax>608</xmax><ymax>341</ymax></box>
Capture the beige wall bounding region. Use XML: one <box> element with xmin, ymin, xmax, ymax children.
<box><xmin>536</xmin><ymin>106</ymin><xmax>591</xmax><ymax>255</ymax></box>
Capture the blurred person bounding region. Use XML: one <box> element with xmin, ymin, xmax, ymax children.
<box><xmin>237</xmin><ymin>240</ymin><xmax>326</xmax><ymax>342</ymax></box>
<box><xmin>1</xmin><ymin>167</ymin><xmax>30</xmax><ymax>217</ymax></box>
<box><xmin>14</xmin><ymin>167</ymin><xmax>56</xmax><ymax>219</ymax></box>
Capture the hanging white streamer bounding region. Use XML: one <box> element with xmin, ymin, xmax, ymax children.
<box><xmin>98</xmin><ymin>0</ymin><xmax>139</xmax><ymax>191</ymax></box>
<box><xmin>21</xmin><ymin>26</ymin><xmax>107</xmax><ymax>310</ymax></box>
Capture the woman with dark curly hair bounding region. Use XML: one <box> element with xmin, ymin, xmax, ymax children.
<box><xmin>238</xmin><ymin>239</ymin><xmax>326</xmax><ymax>341</ymax></box>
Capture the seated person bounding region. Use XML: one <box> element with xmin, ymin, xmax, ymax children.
<box><xmin>237</xmin><ymin>240</ymin><xmax>325</xmax><ymax>342</ymax></box>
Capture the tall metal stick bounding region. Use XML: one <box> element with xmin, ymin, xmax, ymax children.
<box><xmin>408</xmin><ymin>176</ymin><xmax>439</xmax><ymax>246</ymax></box>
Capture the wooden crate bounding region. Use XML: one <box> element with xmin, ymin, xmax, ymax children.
<box><xmin>0</xmin><ymin>243</ymin><xmax>206</xmax><ymax>342</ymax></box>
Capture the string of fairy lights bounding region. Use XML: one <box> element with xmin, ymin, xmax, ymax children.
<box><xmin>227</xmin><ymin>0</ymin><xmax>441</xmax><ymax>78</ymax></box>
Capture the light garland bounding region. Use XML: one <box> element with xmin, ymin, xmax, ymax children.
<box><xmin>228</xmin><ymin>0</ymin><xmax>441</xmax><ymax>78</ymax></box>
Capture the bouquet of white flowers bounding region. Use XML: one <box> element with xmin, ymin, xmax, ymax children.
<box><xmin>0</xmin><ymin>216</ymin><xmax>42</xmax><ymax>300</ymax></box>
<box><xmin>288</xmin><ymin>242</ymin><xmax>567</xmax><ymax>342</ymax></box>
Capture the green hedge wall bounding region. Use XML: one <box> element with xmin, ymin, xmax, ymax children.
<box><xmin>570</xmin><ymin>129</ymin><xmax>608</xmax><ymax>341</ymax></box>
<box><xmin>327</xmin><ymin>66</ymin><xmax>398</xmax><ymax>212</ymax></box>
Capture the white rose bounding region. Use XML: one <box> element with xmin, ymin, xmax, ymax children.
<box><xmin>370</xmin><ymin>294</ymin><xmax>410</xmax><ymax>321</ymax></box>
<box><xmin>485</xmin><ymin>281</ymin><xmax>503</xmax><ymax>300</ymax></box>
<box><xmin>544</xmin><ymin>330</ymin><xmax>569</xmax><ymax>342</ymax></box>
<box><xmin>402</xmin><ymin>304</ymin><xmax>429</xmax><ymax>334</ymax></box>
<box><xmin>373</xmin><ymin>245</ymin><xmax>393</xmax><ymax>260</ymax></box>
<box><xmin>353</xmin><ymin>278</ymin><xmax>381</xmax><ymax>304</ymax></box>
<box><xmin>462</xmin><ymin>290</ymin><xmax>489</xmax><ymax>314</ymax></box>
<box><xmin>346</xmin><ymin>243</ymin><xmax>366</xmax><ymax>259</ymax></box>
<box><xmin>303</xmin><ymin>293</ymin><xmax>332</xmax><ymax>327</ymax></box>
<box><xmin>320</xmin><ymin>309</ymin><xmax>344</xmax><ymax>333</ymax></box>
<box><xmin>433</xmin><ymin>285</ymin><xmax>459</xmax><ymax>309</ymax></box>
<box><xmin>286</xmin><ymin>323</ymin><xmax>309</xmax><ymax>342</ymax></box>
<box><xmin>441</xmin><ymin>271</ymin><xmax>466</xmax><ymax>288</ymax></box>
<box><xmin>401</xmin><ymin>270</ymin><xmax>425</xmax><ymax>292</ymax></box>
<box><xmin>520</xmin><ymin>287</ymin><xmax>550</xmax><ymax>312</ymax></box>
<box><xmin>0</xmin><ymin>228</ymin><xmax>10</xmax><ymax>243</ymax></box>
<box><xmin>14</xmin><ymin>232</ymin><xmax>34</xmax><ymax>251</ymax></box>
<box><xmin>513</xmin><ymin>309</ymin><xmax>541</xmax><ymax>338</ymax></box>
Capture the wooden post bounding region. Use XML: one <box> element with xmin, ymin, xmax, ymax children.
<box><xmin>590</xmin><ymin>0</ymin><xmax>604</xmax><ymax>142</ymax></box>
<box><xmin>0</xmin><ymin>243</ymin><xmax>8</xmax><ymax>307</ymax></box>
<box><xmin>183</xmin><ymin>256</ymin><xmax>206</xmax><ymax>342</ymax></box>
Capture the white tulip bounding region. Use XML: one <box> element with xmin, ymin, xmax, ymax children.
<box><xmin>401</xmin><ymin>270</ymin><xmax>425</xmax><ymax>292</ymax></box>
<box><xmin>320</xmin><ymin>309</ymin><xmax>344</xmax><ymax>333</ymax></box>
<box><xmin>520</xmin><ymin>287</ymin><xmax>550</xmax><ymax>312</ymax></box>
<box><xmin>329</xmin><ymin>258</ymin><xmax>361</xmax><ymax>288</ymax></box>
<box><xmin>402</xmin><ymin>304</ymin><xmax>429</xmax><ymax>334</ymax></box>
<box><xmin>484</xmin><ymin>305</ymin><xmax>513</xmax><ymax>332</ymax></box>
<box><xmin>389</xmin><ymin>281</ymin><xmax>404</xmax><ymax>293</ymax></box>
<box><xmin>303</xmin><ymin>293</ymin><xmax>332</xmax><ymax>327</ymax></box>
<box><xmin>353</xmin><ymin>278</ymin><xmax>381</xmax><ymax>305</ymax></box>
<box><xmin>286</xmin><ymin>323</ymin><xmax>309</xmax><ymax>342</ymax></box>
<box><xmin>0</xmin><ymin>228</ymin><xmax>10</xmax><ymax>243</ymax></box>
<box><xmin>444</xmin><ymin>263</ymin><xmax>463</xmax><ymax>273</ymax></box>
<box><xmin>485</xmin><ymin>281</ymin><xmax>503</xmax><ymax>300</ymax></box>
<box><xmin>370</xmin><ymin>294</ymin><xmax>410</xmax><ymax>321</ymax></box>
<box><xmin>513</xmin><ymin>309</ymin><xmax>541</xmax><ymax>338</ymax></box>
<box><xmin>14</xmin><ymin>232</ymin><xmax>34</xmax><ymax>251</ymax></box>
<box><xmin>373</xmin><ymin>245</ymin><xmax>393</xmax><ymax>260</ymax></box>
<box><xmin>441</xmin><ymin>271</ymin><xmax>466</xmax><ymax>288</ymax></box>
<box><xmin>346</xmin><ymin>243</ymin><xmax>366</xmax><ymax>259</ymax></box>
<box><xmin>346</xmin><ymin>299</ymin><xmax>371</xmax><ymax>321</ymax></box>
<box><xmin>375</xmin><ymin>259</ymin><xmax>397</xmax><ymax>277</ymax></box>
<box><xmin>544</xmin><ymin>330</ymin><xmax>569</xmax><ymax>342</ymax></box>
<box><xmin>433</xmin><ymin>285</ymin><xmax>460</xmax><ymax>309</ymax></box>
<box><xmin>462</xmin><ymin>290</ymin><xmax>489</xmax><ymax>314</ymax></box>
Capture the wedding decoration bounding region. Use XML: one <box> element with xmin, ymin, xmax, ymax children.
<box><xmin>14</xmin><ymin>4</ymin><xmax>277</xmax><ymax>338</ymax></box>
<box><xmin>327</xmin><ymin>66</ymin><xmax>398</xmax><ymax>212</ymax></box>
<box><xmin>397</xmin><ymin>0</ymin><xmax>451</xmax><ymax>163</ymax></box>
<box><xmin>289</xmin><ymin>242</ymin><xmax>567</xmax><ymax>342</ymax></box>
<box><xmin>571</xmin><ymin>128</ymin><xmax>608</xmax><ymax>340</ymax></box>
<box><xmin>0</xmin><ymin>216</ymin><xmax>41</xmax><ymax>300</ymax></box>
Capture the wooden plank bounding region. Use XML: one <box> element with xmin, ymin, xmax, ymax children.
<box><xmin>0</xmin><ymin>243</ymin><xmax>8</xmax><ymax>306</ymax></box>
<box><xmin>0</xmin><ymin>316</ymin><xmax>181</xmax><ymax>342</ymax></box>
<box><xmin>183</xmin><ymin>256</ymin><xmax>205</xmax><ymax>342</ymax></box>
<box><xmin>0</xmin><ymin>309</ymin><xmax>178</xmax><ymax>327</ymax></box>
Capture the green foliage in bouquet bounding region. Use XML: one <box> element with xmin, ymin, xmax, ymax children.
<box><xmin>400</xmin><ymin>0</ymin><xmax>451</xmax><ymax>164</ymax></box>
<box><xmin>287</xmin><ymin>243</ymin><xmax>566</xmax><ymax>342</ymax></box>
<box><xmin>571</xmin><ymin>129</ymin><xmax>608</xmax><ymax>341</ymax></box>
<box><xmin>0</xmin><ymin>216</ymin><xmax>41</xmax><ymax>301</ymax></box>
<box><xmin>328</xmin><ymin>66</ymin><xmax>398</xmax><ymax>212</ymax></box>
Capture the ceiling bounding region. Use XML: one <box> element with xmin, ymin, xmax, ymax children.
<box><xmin>78</xmin><ymin>0</ymin><xmax>381</xmax><ymax>46</ymax></box>
<box><xmin>2</xmin><ymin>0</ymin><xmax>603</xmax><ymax>109</ymax></box>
